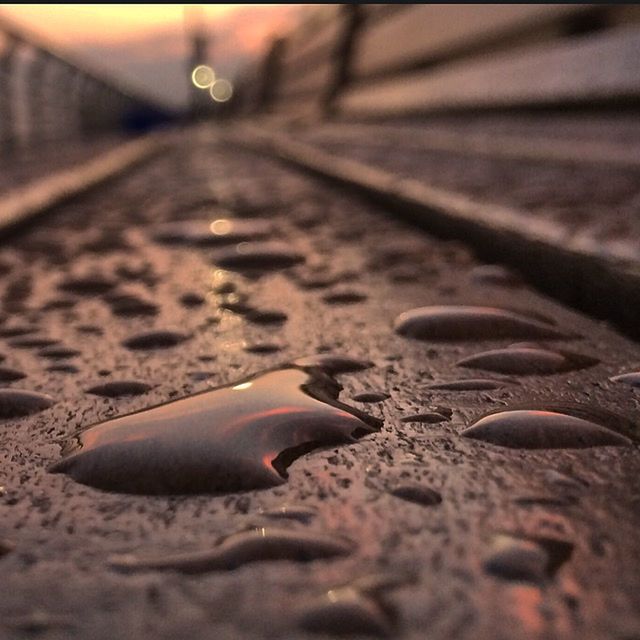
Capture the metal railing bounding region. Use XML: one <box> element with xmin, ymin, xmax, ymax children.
<box><xmin>0</xmin><ymin>13</ymin><xmax>172</xmax><ymax>155</ymax></box>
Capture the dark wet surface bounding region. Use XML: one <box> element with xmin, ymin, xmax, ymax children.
<box><xmin>1</xmin><ymin>132</ymin><xmax>640</xmax><ymax>640</ymax></box>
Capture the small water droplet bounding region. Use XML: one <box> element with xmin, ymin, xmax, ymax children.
<box><xmin>38</xmin><ymin>346</ymin><xmax>81</xmax><ymax>360</ymax></box>
<box><xmin>0</xmin><ymin>367</ymin><xmax>26</xmax><ymax>382</ymax></box>
<box><xmin>394</xmin><ymin>306</ymin><xmax>573</xmax><ymax>341</ymax></box>
<box><xmin>50</xmin><ymin>366</ymin><xmax>381</xmax><ymax>494</ymax></box>
<box><xmin>260</xmin><ymin>505</ymin><xmax>317</xmax><ymax>523</ymax></box>
<box><xmin>462</xmin><ymin>408</ymin><xmax>632</xmax><ymax>449</ymax></box>
<box><xmin>292</xmin><ymin>354</ymin><xmax>373</xmax><ymax>375</ymax></box>
<box><xmin>109</xmin><ymin>528</ymin><xmax>353</xmax><ymax>573</ymax></box>
<box><xmin>47</xmin><ymin>364</ymin><xmax>79</xmax><ymax>374</ymax></box>
<box><xmin>244</xmin><ymin>342</ymin><xmax>283</xmax><ymax>355</ymax></box>
<box><xmin>86</xmin><ymin>381</ymin><xmax>153</xmax><ymax>398</ymax></box>
<box><xmin>389</xmin><ymin>484</ymin><xmax>442</xmax><ymax>506</ymax></box>
<box><xmin>179</xmin><ymin>292</ymin><xmax>205</xmax><ymax>307</ymax></box>
<box><xmin>0</xmin><ymin>389</ymin><xmax>55</xmax><ymax>418</ymax></box>
<box><xmin>9</xmin><ymin>337</ymin><xmax>59</xmax><ymax>349</ymax></box>
<box><xmin>323</xmin><ymin>290</ymin><xmax>367</xmax><ymax>305</ymax></box>
<box><xmin>0</xmin><ymin>324</ymin><xmax>39</xmax><ymax>338</ymax></box>
<box><xmin>246</xmin><ymin>309</ymin><xmax>288</xmax><ymax>325</ymax></box>
<box><xmin>484</xmin><ymin>534</ymin><xmax>573</xmax><ymax>583</ymax></box>
<box><xmin>352</xmin><ymin>392</ymin><xmax>389</xmax><ymax>403</ymax></box>
<box><xmin>105</xmin><ymin>292</ymin><xmax>159</xmax><ymax>317</ymax></box>
<box><xmin>58</xmin><ymin>275</ymin><xmax>116</xmax><ymax>296</ymax></box>
<box><xmin>400</xmin><ymin>412</ymin><xmax>449</xmax><ymax>424</ymax></box>
<box><xmin>214</xmin><ymin>242</ymin><xmax>305</xmax><ymax>271</ymax></box>
<box><xmin>122</xmin><ymin>330</ymin><xmax>190</xmax><ymax>351</ymax></box>
<box><xmin>457</xmin><ymin>347</ymin><xmax>597</xmax><ymax>375</ymax></box>
<box><xmin>428</xmin><ymin>379</ymin><xmax>512</xmax><ymax>391</ymax></box>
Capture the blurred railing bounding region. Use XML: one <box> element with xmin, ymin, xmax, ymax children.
<box><xmin>232</xmin><ymin>4</ymin><xmax>640</xmax><ymax>120</ymax></box>
<box><xmin>0</xmin><ymin>13</ymin><xmax>173</xmax><ymax>156</ymax></box>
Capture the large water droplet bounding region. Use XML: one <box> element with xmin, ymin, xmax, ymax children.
<box><xmin>86</xmin><ymin>381</ymin><xmax>153</xmax><ymax>398</ymax></box>
<box><xmin>109</xmin><ymin>528</ymin><xmax>353</xmax><ymax>573</ymax></box>
<box><xmin>152</xmin><ymin>218</ymin><xmax>272</xmax><ymax>246</ymax></box>
<box><xmin>462</xmin><ymin>408</ymin><xmax>632</xmax><ymax>449</ymax></box>
<box><xmin>0</xmin><ymin>389</ymin><xmax>55</xmax><ymax>418</ymax></box>
<box><xmin>457</xmin><ymin>347</ymin><xmax>597</xmax><ymax>375</ymax></box>
<box><xmin>214</xmin><ymin>242</ymin><xmax>305</xmax><ymax>271</ymax></box>
<box><xmin>50</xmin><ymin>366</ymin><xmax>381</xmax><ymax>494</ymax></box>
<box><xmin>400</xmin><ymin>412</ymin><xmax>449</xmax><ymax>424</ymax></box>
<box><xmin>122</xmin><ymin>330</ymin><xmax>190</xmax><ymax>351</ymax></box>
<box><xmin>394</xmin><ymin>306</ymin><xmax>572</xmax><ymax>341</ymax></box>
<box><xmin>610</xmin><ymin>372</ymin><xmax>640</xmax><ymax>388</ymax></box>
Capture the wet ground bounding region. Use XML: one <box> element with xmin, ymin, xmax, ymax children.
<box><xmin>1</xmin><ymin>128</ymin><xmax>639</xmax><ymax>639</ymax></box>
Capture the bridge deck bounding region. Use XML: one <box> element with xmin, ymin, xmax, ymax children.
<box><xmin>1</xmin><ymin>127</ymin><xmax>639</xmax><ymax>639</ymax></box>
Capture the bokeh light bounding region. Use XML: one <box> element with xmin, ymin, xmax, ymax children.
<box><xmin>210</xmin><ymin>78</ymin><xmax>233</xmax><ymax>103</ymax></box>
<box><xmin>191</xmin><ymin>64</ymin><xmax>215</xmax><ymax>89</ymax></box>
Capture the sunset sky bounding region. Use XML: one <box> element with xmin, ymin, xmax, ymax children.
<box><xmin>0</xmin><ymin>4</ymin><xmax>304</xmax><ymax>108</ymax></box>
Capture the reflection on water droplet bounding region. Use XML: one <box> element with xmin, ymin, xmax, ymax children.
<box><xmin>292</xmin><ymin>354</ymin><xmax>373</xmax><ymax>375</ymax></box>
<box><xmin>50</xmin><ymin>366</ymin><xmax>381</xmax><ymax>494</ymax></box>
<box><xmin>610</xmin><ymin>372</ymin><xmax>640</xmax><ymax>388</ymax></box>
<box><xmin>463</xmin><ymin>408</ymin><xmax>632</xmax><ymax>449</ymax></box>
<box><xmin>153</xmin><ymin>218</ymin><xmax>271</xmax><ymax>246</ymax></box>
<box><xmin>122</xmin><ymin>330</ymin><xmax>190</xmax><ymax>351</ymax></box>
<box><xmin>390</xmin><ymin>484</ymin><xmax>442</xmax><ymax>506</ymax></box>
<box><xmin>428</xmin><ymin>379</ymin><xmax>512</xmax><ymax>391</ymax></box>
<box><xmin>214</xmin><ymin>242</ymin><xmax>305</xmax><ymax>271</ymax></box>
<box><xmin>0</xmin><ymin>367</ymin><xmax>26</xmax><ymax>382</ymax></box>
<box><xmin>352</xmin><ymin>392</ymin><xmax>389</xmax><ymax>403</ymax></box>
<box><xmin>394</xmin><ymin>306</ymin><xmax>572</xmax><ymax>341</ymax></box>
<box><xmin>458</xmin><ymin>347</ymin><xmax>597</xmax><ymax>375</ymax></box>
<box><xmin>484</xmin><ymin>534</ymin><xmax>573</xmax><ymax>583</ymax></box>
<box><xmin>0</xmin><ymin>389</ymin><xmax>55</xmax><ymax>418</ymax></box>
<box><xmin>86</xmin><ymin>381</ymin><xmax>152</xmax><ymax>398</ymax></box>
<box><xmin>109</xmin><ymin>528</ymin><xmax>354</xmax><ymax>573</ymax></box>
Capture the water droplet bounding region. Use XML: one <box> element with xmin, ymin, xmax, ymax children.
<box><xmin>152</xmin><ymin>218</ymin><xmax>272</xmax><ymax>246</ymax></box>
<box><xmin>109</xmin><ymin>528</ymin><xmax>353</xmax><ymax>573</ymax></box>
<box><xmin>323</xmin><ymin>290</ymin><xmax>367</xmax><ymax>305</ymax></box>
<box><xmin>428</xmin><ymin>379</ymin><xmax>512</xmax><ymax>391</ymax></box>
<box><xmin>214</xmin><ymin>242</ymin><xmax>305</xmax><ymax>271</ymax></box>
<box><xmin>179</xmin><ymin>292</ymin><xmax>205</xmax><ymax>307</ymax></box>
<box><xmin>0</xmin><ymin>367</ymin><xmax>26</xmax><ymax>382</ymax></box>
<box><xmin>47</xmin><ymin>364</ymin><xmax>79</xmax><ymax>374</ymax></box>
<box><xmin>86</xmin><ymin>381</ymin><xmax>153</xmax><ymax>398</ymax></box>
<box><xmin>400</xmin><ymin>412</ymin><xmax>449</xmax><ymax>424</ymax></box>
<box><xmin>260</xmin><ymin>505</ymin><xmax>317</xmax><ymax>523</ymax></box>
<box><xmin>38</xmin><ymin>346</ymin><xmax>81</xmax><ymax>360</ymax></box>
<box><xmin>610</xmin><ymin>372</ymin><xmax>640</xmax><ymax>388</ymax></box>
<box><xmin>484</xmin><ymin>534</ymin><xmax>573</xmax><ymax>583</ymax></box>
<box><xmin>58</xmin><ymin>275</ymin><xmax>116</xmax><ymax>296</ymax></box>
<box><xmin>390</xmin><ymin>484</ymin><xmax>442</xmax><ymax>506</ymax></box>
<box><xmin>105</xmin><ymin>292</ymin><xmax>159</xmax><ymax>317</ymax></box>
<box><xmin>462</xmin><ymin>408</ymin><xmax>633</xmax><ymax>449</ymax></box>
<box><xmin>298</xmin><ymin>587</ymin><xmax>393</xmax><ymax>637</ymax></box>
<box><xmin>292</xmin><ymin>354</ymin><xmax>373</xmax><ymax>375</ymax></box>
<box><xmin>9</xmin><ymin>337</ymin><xmax>59</xmax><ymax>349</ymax></box>
<box><xmin>50</xmin><ymin>366</ymin><xmax>381</xmax><ymax>494</ymax></box>
<box><xmin>0</xmin><ymin>324</ymin><xmax>38</xmax><ymax>338</ymax></box>
<box><xmin>457</xmin><ymin>347</ymin><xmax>597</xmax><ymax>375</ymax></box>
<box><xmin>394</xmin><ymin>306</ymin><xmax>573</xmax><ymax>341</ymax></box>
<box><xmin>122</xmin><ymin>330</ymin><xmax>190</xmax><ymax>351</ymax></box>
<box><xmin>470</xmin><ymin>265</ymin><xmax>522</xmax><ymax>287</ymax></box>
<box><xmin>244</xmin><ymin>342</ymin><xmax>283</xmax><ymax>355</ymax></box>
<box><xmin>246</xmin><ymin>309</ymin><xmax>288</xmax><ymax>325</ymax></box>
<box><xmin>352</xmin><ymin>392</ymin><xmax>389</xmax><ymax>403</ymax></box>
<box><xmin>0</xmin><ymin>389</ymin><xmax>55</xmax><ymax>418</ymax></box>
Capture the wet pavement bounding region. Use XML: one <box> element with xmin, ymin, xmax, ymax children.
<box><xmin>1</xmin><ymin>128</ymin><xmax>639</xmax><ymax>639</ymax></box>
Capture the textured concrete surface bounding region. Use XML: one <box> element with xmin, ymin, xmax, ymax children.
<box><xmin>1</xmin><ymin>127</ymin><xmax>640</xmax><ymax>639</ymax></box>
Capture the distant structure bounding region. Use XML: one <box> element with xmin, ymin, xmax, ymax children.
<box><xmin>184</xmin><ymin>6</ymin><xmax>213</xmax><ymax>119</ymax></box>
